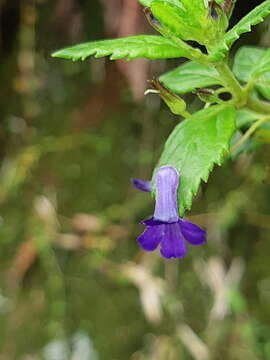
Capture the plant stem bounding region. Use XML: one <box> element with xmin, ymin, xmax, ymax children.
<box><xmin>215</xmin><ymin>62</ymin><xmax>270</xmax><ymax>115</ymax></box>
<box><xmin>170</xmin><ymin>35</ymin><xmax>210</xmax><ymax>65</ymax></box>
<box><xmin>247</xmin><ymin>97</ymin><xmax>270</xmax><ymax>114</ymax></box>
<box><xmin>183</xmin><ymin>110</ymin><xmax>192</xmax><ymax>118</ymax></box>
<box><xmin>232</xmin><ymin>117</ymin><xmax>268</xmax><ymax>153</ymax></box>
<box><xmin>215</xmin><ymin>62</ymin><xmax>244</xmax><ymax>105</ymax></box>
<box><xmin>243</xmin><ymin>78</ymin><xmax>257</xmax><ymax>99</ymax></box>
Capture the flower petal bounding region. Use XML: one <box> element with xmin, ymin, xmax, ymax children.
<box><xmin>142</xmin><ymin>217</ymin><xmax>164</xmax><ymax>226</ymax></box>
<box><xmin>160</xmin><ymin>222</ymin><xmax>186</xmax><ymax>259</ymax></box>
<box><xmin>131</xmin><ymin>178</ymin><xmax>152</xmax><ymax>192</ymax></box>
<box><xmin>180</xmin><ymin>219</ymin><xmax>206</xmax><ymax>246</ymax></box>
<box><xmin>137</xmin><ymin>225</ymin><xmax>164</xmax><ymax>251</ymax></box>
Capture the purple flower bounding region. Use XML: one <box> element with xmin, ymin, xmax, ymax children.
<box><xmin>131</xmin><ymin>178</ymin><xmax>152</xmax><ymax>193</ymax></box>
<box><xmin>132</xmin><ymin>166</ymin><xmax>206</xmax><ymax>259</ymax></box>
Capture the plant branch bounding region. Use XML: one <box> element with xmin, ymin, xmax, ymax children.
<box><xmin>169</xmin><ymin>35</ymin><xmax>210</xmax><ymax>65</ymax></box>
<box><xmin>243</xmin><ymin>78</ymin><xmax>257</xmax><ymax>98</ymax></box>
<box><xmin>247</xmin><ymin>97</ymin><xmax>270</xmax><ymax>114</ymax></box>
<box><xmin>214</xmin><ymin>62</ymin><xmax>270</xmax><ymax>116</ymax></box>
<box><xmin>232</xmin><ymin>117</ymin><xmax>269</xmax><ymax>153</ymax></box>
<box><xmin>215</xmin><ymin>62</ymin><xmax>244</xmax><ymax>105</ymax></box>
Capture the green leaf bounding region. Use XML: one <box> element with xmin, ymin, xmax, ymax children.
<box><xmin>225</xmin><ymin>1</ymin><xmax>270</xmax><ymax>47</ymax></box>
<box><xmin>236</xmin><ymin>109</ymin><xmax>258</xmax><ymax>129</ymax></box>
<box><xmin>257</xmin><ymin>84</ymin><xmax>270</xmax><ymax>100</ymax></box>
<box><xmin>154</xmin><ymin>105</ymin><xmax>236</xmax><ymax>215</ymax></box>
<box><xmin>138</xmin><ymin>0</ymin><xmax>205</xmax><ymax>8</ymax></box>
<box><xmin>233</xmin><ymin>46</ymin><xmax>270</xmax><ymax>100</ymax></box>
<box><xmin>151</xmin><ymin>0</ymin><xmax>227</xmax><ymax>46</ymax></box>
<box><xmin>255</xmin><ymin>122</ymin><xmax>270</xmax><ymax>143</ymax></box>
<box><xmin>209</xmin><ymin>0</ymin><xmax>270</xmax><ymax>61</ymax></box>
<box><xmin>138</xmin><ymin>0</ymin><xmax>152</xmax><ymax>5</ymax></box>
<box><xmin>52</xmin><ymin>35</ymin><xmax>190</xmax><ymax>61</ymax></box>
<box><xmin>150</xmin><ymin>2</ymin><xmax>198</xmax><ymax>42</ymax></box>
<box><xmin>233</xmin><ymin>46</ymin><xmax>264</xmax><ymax>82</ymax></box>
<box><xmin>159</xmin><ymin>61</ymin><xmax>222</xmax><ymax>94</ymax></box>
<box><xmin>253</xmin><ymin>49</ymin><xmax>270</xmax><ymax>77</ymax></box>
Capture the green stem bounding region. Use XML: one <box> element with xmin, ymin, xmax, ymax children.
<box><xmin>215</xmin><ymin>87</ymin><xmax>229</xmax><ymax>95</ymax></box>
<box><xmin>183</xmin><ymin>110</ymin><xmax>192</xmax><ymax>118</ymax></box>
<box><xmin>215</xmin><ymin>62</ymin><xmax>244</xmax><ymax>105</ymax></box>
<box><xmin>169</xmin><ymin>35</ymin><xmax>210</xmax><ymax>65</ymax></box>
<box><xmin>243</xmin><ymin>78</ymin><xmax>257</xmax><ymax>98</ymax></box>
<box><xmin>247</xmin><ymin>97</ymin><xmax>270</xmax><ymax>114</ymax></box>
<box><xmin>232</xmin><ymin>117</ymin><xmax>268</xmax><ymax>153</ymax></box>
<box><xmin>215</xmin><ymin>62</ymin><xmax>270</xmax><ymax>115</ymax></box>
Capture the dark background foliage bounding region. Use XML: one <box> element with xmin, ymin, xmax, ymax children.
<box><xmin>0</xmin><ymin>0</ymin><xmax>269</xmax><ymax>359</ymax></box>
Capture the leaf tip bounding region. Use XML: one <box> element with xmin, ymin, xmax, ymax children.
<box><xmin>51</xmin><ymin>51</ymin><xmax>59</xmax><ymax>58</ymax></box>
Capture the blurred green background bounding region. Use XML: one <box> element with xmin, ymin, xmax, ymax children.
<box><xmin>0</xmin><ymin>0</ymin><xmax>270</xmax><ymax>359</ymax></box>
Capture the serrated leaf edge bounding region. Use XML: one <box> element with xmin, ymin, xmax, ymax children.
<box><xmin>180</xmin><ymin>138</ymin><xmax>231</xmax><ymax>215</ymax></box>
<box><xmin>209</xmin><ymin>1</ymin><xmax>270</xmax><ymax>62</ymax></box>
<box><xmin>52</xmin><ymin>35</ymin><xmax>188</xmax><ymax>62</ymax></box>
<box><xmin>155</xmin><ymin>105</ymin><xmax>235</xmax><ymax>215</ymax></box>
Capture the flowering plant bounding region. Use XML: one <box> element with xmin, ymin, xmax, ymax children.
<box><xmin>52</xmin><ymin>0</ymin><xmax>270</xmax><ymax>258</ymax></box>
